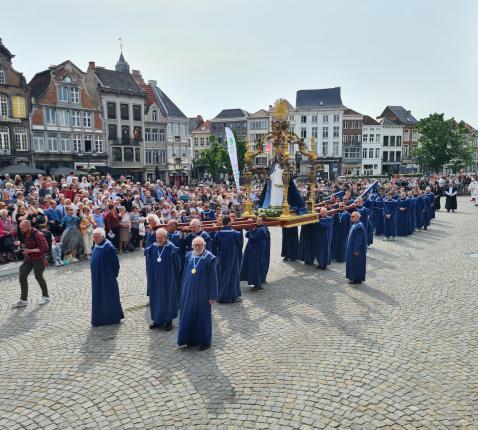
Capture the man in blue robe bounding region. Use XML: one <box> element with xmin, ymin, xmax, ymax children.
<box><xmin>396</xmin><ymin>192</ymin><xmax>410</xmax><ymax>236</ymax></box>
<box><xmin>346</xmin><ymin>211</ymin><xmax>367</xmax><ymax>284</ymax></box>
<box><xmin>240</xmin><ymin>217</ymin><xmax>268</xmax><ymax>290</ymax></box>
<box><xmin>425</xmin><ymin>187</ymin><xmax>436</xmax><ymax>220</ymax></box>
<box><xmin>261</xmin><ymin>223</ymin><xmax>271</xmax><ymax>283</ymax></box>
<box><xmin>407</xmin><ymin>191</ymin><xmax>417</xmax><ymax>234</ymax></box>
<box><xmin>166</xmin><ymin>220</ymin><xmax>181</xmax><ymax>247</ymax></box>
<box><xmin>414</xmin><ymin>190</ymin><xmax>425</xmax><ymax>230</ymax></box>
<box><xmin>316</xmin><ymin>208</ymin><xmax>333</xmax><ymax>270</ymax></box>
<box><xmin>298</xmin><ymin>223</ymin><xmax>316</xmax><ymax>265</ymax></box>
<box><xmin>212</xmin><ymin>215</ymin><xmax>242</xmax><ymax>303</ymax></box>
<box><xmin>383</xmin><ymin>192</ymin><xmax>398</xmax><ymax>240</ymax></box>
<box><xmin>355</xmin><ymin>197</ymin><xmax>371</xmax><ymax>246</ymax></box>
<box><xmin>177</xmin><ymin>236</ymin><xmax>218</xmax><ymax>351</ymax></box>
<box><xmin>332</xmin><ymin>202</ymin><xmax>351</xmax><ymax>263</ymax></box>
<box><xmin>181</xmin><ymin>219</ymin><xmax>212</xmax><ymax>254</ymax></box>
<box><xmin>363</xmin><ymin>196</ymin><xmax>375</xmax><ymax>245</ymax></box>
<box><xmin>372</xmin><ymin>193</ymin><xmax>385</xmax><ymax>236</ymax></box>
<box><xmin>200</xmin><ymin>203</ymin><xmax>216</xmax><ymax>221</ymax></box>
<box><xmin>281</xmin><ymin>227</ymin><xmax>299</xmax><ymax>261</ymax></box>
<box><xmin>90</xmin><ymin>228</ymin><xmax>124</xmax><ymax>327</ymax></box>
<box><xmin>420</xmin><ymin>190</ymin><xmax>430</xmax><ymax>230</ymax></box>
<box><xmin>145</xmin><ymin>228</ymin><xmax>181</xmax><ymax>331</ymax></box>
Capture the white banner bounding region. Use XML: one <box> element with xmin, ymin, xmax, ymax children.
<box><xmin>225</xmin><ymin>127</ymin><xmax>241</xmax><ymax>189</ymax></box>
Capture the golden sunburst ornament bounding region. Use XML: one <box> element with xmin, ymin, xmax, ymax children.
<box><xmin>273</xmin><ymin>99</ymin><xmax>289</xmax><ymax>121</ymax></box>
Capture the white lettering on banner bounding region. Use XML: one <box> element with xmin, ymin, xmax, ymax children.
<box><xmin>225</xmin><ymin>127</ymin><xmax>240</xmax><ymax>189</ymax></box>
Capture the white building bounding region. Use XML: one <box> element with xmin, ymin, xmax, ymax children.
<box><xmin>361</xmin><ymin>115</ymin><xmax>382</xmax><ymax>176</ymax></box>
<box><xmin>247</xmin><ymin>109</ymin><xmax>270</xmax><ymax>168</ymax></box>
<box><xmin>293</xmin><ymin>87</ymin><xmax>345</xmax><ymax>179</ymax></box>
<box><xmin>377</xmin><ymin>117</ymin><xmax>403</xmax><ymax>174</ymax></box>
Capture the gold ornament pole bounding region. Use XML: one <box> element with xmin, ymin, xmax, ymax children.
<box><xmin>308</xmin><ymin>137</ymin><xmax>317</xmax><ymax>213</ymax></box>
<box><xmin>280</xmin><ymin>166</ymin><xmax>291</xmax><ymax>219</ymax></box>
<box><xmin>243</xmin><ymin>140</ymin><xmax>255</xmax><ymax>217</ymax></box>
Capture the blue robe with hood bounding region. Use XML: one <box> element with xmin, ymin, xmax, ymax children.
<box><xmin>316</xmin><ymin>216</ymin><xmax>334</xmax><ymax>267</ymax></box>
<box><xmin>177</xmin><ymin>250</ymin><xmax>218</xmax><ymax>347</ymax></box>
<box><xmin>240</xmin><ymin>226</ymin><xmax>268</xmax><ymax>289</ymax></box>
<box><xmin>373</xmin><ymin>197</ymin><xmax>385</xmax><ymax>236</ymax></box>
<box><xmin>332</xmin><ymin>210</ymin><xmax>351</xmax><ymax>262</ymax></box>
<box><xmin>91</xmin><ymin>239</ymin><xmax>124</xmax><ymax>327</ymax></box>
<box><xmin>383</xmin><ymin>199</ymin><xmax>398</xmax><ymax>238</ymax></box>
<box><xmin>396</xmin><ymin>198</ymin><xmax>410</xmax><ymax>236</ymax></box>
<box><xmin>346</xmin><ymin>222</ymin><xmax>367</xmax><ymax>282</ymax></box>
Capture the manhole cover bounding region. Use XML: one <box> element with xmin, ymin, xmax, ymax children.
<box><xmin>470</xmin><ymin>253</ymin><xmax>478</xmax><ymax>258</ymax></box>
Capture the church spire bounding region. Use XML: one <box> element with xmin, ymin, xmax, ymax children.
<box><xmin>115</xmin><ymin>37</ymin><xmax>130</xmax><ymax>73</ymax></box>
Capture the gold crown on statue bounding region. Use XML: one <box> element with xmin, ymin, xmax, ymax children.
<box><xmin>272</xmin><ymin>99</ymin><xmax>289</xmax><ymax>121</ymax></box>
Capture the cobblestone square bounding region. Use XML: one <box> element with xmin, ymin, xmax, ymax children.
<box><xmin>0</xmin><ymin>197</ymin><xmax>477</xmax><ymax>429</ymax></box>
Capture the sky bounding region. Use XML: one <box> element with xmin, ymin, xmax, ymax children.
<box><xmin>2</xmin><ymin>0</ymin><xmax>477</xmax><ymax>125</ymax></box>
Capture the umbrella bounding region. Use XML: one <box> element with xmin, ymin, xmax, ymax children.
<box><xmin>0</xmin><ymin>163</ymin><xmax>46</xmax><ymax>176</ymax></box>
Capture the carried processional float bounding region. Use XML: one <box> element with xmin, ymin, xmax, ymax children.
<box><xmin>178</xmin><ymin>99</ymin><xmax>376</xmax><ymax>232</ymax></box>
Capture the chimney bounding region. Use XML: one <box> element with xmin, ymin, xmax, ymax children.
<box><xmin>88</xmin><ymin>61</ymin><xmax>95</xmax><ymax>70</ymax></box>
<box><xmin>148</xmin><ymin>79</ymin><xmax>157</xmax><ymax>87</ymax></box>
<box><xmin>131</xmin><ymin>70</ymin><xmax>144</xmax><ymax>84</ymax></box>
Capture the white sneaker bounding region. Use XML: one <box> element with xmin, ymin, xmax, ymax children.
<box><xmin>54</xmin><ymin>261</ymin><xmax>61</xmax><ymax>267</ymax></box>
<box><xmin>39</xmin><ymin>297</ymin><xmax>50</xmax><ymax>305</ymax></box>
<box><xmin>12</xmin><ymin>300</ymin><xmax>28</xmax><ymax>309</ymax></box>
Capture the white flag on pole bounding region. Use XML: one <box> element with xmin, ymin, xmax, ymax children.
<box><xmin>225</xmin><ymin>127</ymin><xmax>241</xmax><ymax>189</ymax></box>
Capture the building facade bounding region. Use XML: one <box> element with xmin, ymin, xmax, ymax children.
<box><xmin>463</xmin><ymin>122</ymin><xmax>478</xmax><ymax>171</ymax></box>
<box><xmin>379</xmin><ymin>106</ymin><xmax>418</xmax><ymax>172</ymax></box>
<box><xmin>342</xmin><ymin>108</ymin><xmax>363</xmax><ymax>175</ymax></box>
<box><xmin>0</xmin><ymin>39</ymin><xmax>30</xmax><ymax>168</ymax></box>
<box><xmin>377</xmin><ymin>118</ymin><xmax>402</xmax><ymax>174</ymax></box>
<box><xmin>361</xmin><ymin>115</ymin><xmax>382</xmax><ymax>176</ymax></box>
<box><xmin>294</xmin><ymin>87</ymin><xmax>344</xmax><ymax>179</ymax></box>
<box><xmin>192</xmin><ymin>119</ymin><xmax>212</xmax><ymax>161</ymax></box>
<box><xmin>210</xmin><ymin>109</ymin><xmax>249</xmax><ymax>146</ymax></box>
<box><xmin>30</xmin><ymin>60</ymin><xmax>106</xmax><ymax>173</ymax></box>
<box><xmin>90</xmin><ymin>55</ymin><xmax>145</xmax><ymax>180</ymax></box>
<box><xmin>247</xmin><ymin>109</ymin><xmax>270</xmax><ymax>169</ymax></box>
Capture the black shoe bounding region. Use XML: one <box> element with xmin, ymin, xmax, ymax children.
<box><xmin>349</xmin><ymin>280</ymin><xmax>362</xmax><ymax>285</ymax></box>
<box><xmin>317</xmin><ymin>265</ymin><xmax>327</xmax><ymax>270</ymax></box>
<box><xmin>199</xmin><ymin>344</ymin><xmax>210</xmax><ymax>351</ymax></box>
<box><xmin>149</xmin><ymin>323</ymin><xmax>161</xmax><ymax>330</ymax></box>
<box><xmin>164</xmin><ymin>322</ymin><xmax>173</xmax><ymax>331</ymax></box>
<box><xmin>283</xmin><ymin>257</ymin><xmax>290</xmax><ymax>261</ymax></box>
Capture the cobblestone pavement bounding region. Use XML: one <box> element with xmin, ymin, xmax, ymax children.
<box><xmin>0</xmin><ymin>197</ymin><xmax>477</xmax><ymax>429</ymax></box>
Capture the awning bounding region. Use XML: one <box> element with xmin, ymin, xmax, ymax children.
<box><xmin>0</xmin><ymin>163</ymin><xmax>46</xmax><ymax>176</ymax></box>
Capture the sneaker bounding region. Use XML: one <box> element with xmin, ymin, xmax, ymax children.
<box><xmin>71</xmin><ymin>257</ymin><xmax>79</xmax><ymax>263</ymax></box>
<box><xmin>39</xmin><ymin>297</ymin><xmax>50</xmax><ymax>305</ymax></box>
<box><xmin>12</xmin><ymin>300</ymin><xmax>28</xmax><ymax>308</ymax></box>
<box><xmin>54</xmin><ymin>261</ymin><xmax>61</xmax><ymax>267</ymax></box>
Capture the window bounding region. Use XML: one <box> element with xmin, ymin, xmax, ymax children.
<box><xmin>159</xmin><ymin>150</ymin><xmax>166</xmax><ymax>164</ymax></box>
<box><xmin>390</xmin><ymin>136</ymin><xmax>395</xmax><ymax>147</ymax></box>
<box><xmin>95</xmin><ymin>135</ymin><xmax>103</xmax><ymax>153</ymax></box>
<box><xmin>58</xmin><ymin>110</ymin><xmax>70</xmax><ymax>126</ymax></box>
<box><xmin>146</xmin><ymin>149</ymin><xmax>153</xmax><ymax>164</ymax></box>
<box><xmin>200</xmin><ymin>137</ymin><xmax>205</xmax><ymax>146</ymax></box>
<box><xmin>0</xmin><ymin>69</ymin><xmax>5</xmax><ymax>84</ymax></box>
<box><xmin>322</xmin><ymin>127</ymin><xmax>328</xmax><ymax>138</ymax></box>
<box><xmin>363</xmin><ymin>134</ymin><xmax>368</xmax><ymax>143</ymax></box>
<box><xmin>333</xmin><ymin>114</ymin><xmax>340</xmax><ymax>122</ymax></box>
<box><xmin>120</xmin><ymin>104</ymin><xmax>129</xmax><ymax>120</ymax></box>
<box><xmin>404</xmin><ymin>129</ymin><xmax>409</xmax><ymax>140</ymax></box>
<box><xmin>396</xmin><ymin>151</ymin><xmax>401</xmax><ymax>161</ymax></box>
<box><xmin>301</xmin><ymin>115</ymin><xmax>307</xmax><ymax>124</ymax></box>
<box><xmin>84</xmin><ymin>135</ymin><xmax>92</xmax><ymax>152</ymax></box>
<box><xmin>301</xmin><ymin>127</ymin><xmax>307</xmax><ymax>138</ymax></box>
<box><xmin>194</xmin><ymin>137</ymin><xmax>198</xmax><ymax>146</ymax></box>
<box><xmin>159</xmin><ymin>129</ymin><xmax>165</xmax><ymax>142</ymax></box>
<box><xmin>133</xmin><ymin>105</ymin><xmax>142</xmax><ymax>121</ymax></box>
<box><xmin>83</xmin><ymin>111</ymin><xmax>92</xmax><ymax>128</ymax></box>
<box><xmin>145</xmin><ymin>128</ymin><xmax>151</xmax><ymax>142</ymax></box>
<box><xmin>312</xmin><ymin>115</ymin><xmax>318</xmax><ymax>123</ymax></box>
<box><xmin>58</xmin><ymin>86</ymin><xmax>69</xmax><ymax>102</ymax></box>
<box><xmin>369</xmin><ymin>134</ymin><xmax>374</xmax><ymax>143</ymax></box>
<box><xmin>0</xmin><ymin>94</ymin><xmax>8</xmax><ymax>116</ymax></box>
<box><xmin>124</xmin><ymin>147</ymin><xmax>134</xmax><ymax>161</ymax></box>
<box><xmin>11</xmin><ymin>96</ymin><xmax>26</xmax><ymax>118</ymax></box>
<box><xmin>323</xmin><ymin>114</ymin><xmax>329</xmax><ymax>123</ymax></box>
<box><xmin>363</xmin><ymin>148</ymin><xmax>367</xmax><ymax>159</ymax></box>
<box><xmin>152</xmin><ymin>109</ymin><xmax>158</xmax><ymax>122</ymax></box>
<box><xmin>397</xmin><ymin>136</ymin><xmax>402</xmax><ymax>146</ymax></box>
<box><xmin>133</xmin><ymin>126</ymin><xmax>142</xmax><ymax>141</ymax></box>
<box><xmin>135</xmin><ymin>147</ymin><xmax>141</xmax><ymax>162</ymax></box>
<box><xmin>312</xmin><ymin>127</ymin><xmax>318</xmax><ymax>138</ymax></box>
<box><xmin>60</xmin><ymin>135</ymin><xmax>71</xmax><ymax>152</ymax></box>
<box><xmin>47</xmin><ymin>135</ymin><xmax>58</xmax><ymax>152</ymax></box>
<box><xmin>375</xmin><ymin>148</ymin><xmax>380</xmax><ymax>158</ymax></box>
<box><xmin>412</xmin><ymin>130</ymin><xmax>417</xmax><ymax>141</ymax></box>
<box><xmin>73</xmin><ymin>134</ymin><xmax>81</xmax><ymax>152</ymax></box>
<box><xmin>0</xmin><ymin>126</ymin><xmax>10</xmax><ymax>150</ymax></box>
<box><xmin>14</xmin><ymin>127</ymin><xmax>28</xmax><ymax>150</ymax></box>
<box><xmin>344</xmin><ymin>147</ymin><xmax>359</xmax><ymax>159</ymax></box>
<box><xmin>121</xmin><ymin>125</ymin><xmax>130</xmax><ymax>144</ymax></box>
<box><xmin>108</xmin><ymin>124</ymin><xmax>117</xmax><ymax>141</ymax></box>
<box><xmin>333</xmin><ymin>126</ymin><xmax>339</xmax><ymax>138</ymax></box>
<box><xmin>46</xmin><ymin>108</ymin><xmax>56</xmax><ymax>125</ymax></box>
<box><xmin>151</xmin><ymin>128</ymin><xmax>158</xmax><ymax>142</ymax></box>
<box><xmin>72</xmin><ymin>111</ymin><xmax>81</xmax><ymax>127</ymax></box>
<box><xmin>383</xmin><ymin>151</ymin><xmax>388</xmax><ymax>162</ymax></box>
<box><xmin>322</xmin><ymin>142</ymin><xmax>328</xmax><ymax>156</ymax></box>
<box><xmin>343</xmin><ymin>121</ymin><xmax>348</xmax><ymax>130</ymax></box>
<box><xmin>383</xmin><ymin>136</ymin><xmax>389</xmax><ymax>146</ymax></box>
<box><xmin>333</xmin><ymin>141</ymin><xmax>339</xmax><ymax>157</ymax></box>
<box><xmin>369</xmin><ymin>148</ymin><xmax>374</xmax><ymax>158</ymax></box>
<box><xmin>33</xmin><ymin>135</ymin><xmax>44</xmax><ymax>152</ymax></box>
<box><xmin>375</xmin><ymin>134</ymin><xmax>380</xmax><ymax>143</ymax></box>
<box><xmin>112</xmin><ymin>147</ymin><xmax>122</xmax><ymax>162</ymax></box>
<box><xmin>193</xmin><ymin>150</ymin><xmax>199</xmax><ymax>160</ymax></box>
<box><xmin>107</xmin><ymin>102</ymin><xmax>117</xmax><ymax>119</ymax></box>
<box><xmin>70</xmin><ymin>87</ymin><xmax>80</xmax><ymax>103</ymax></box>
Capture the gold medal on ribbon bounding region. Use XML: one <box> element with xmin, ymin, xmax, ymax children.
<box><xmin>191</xmin><ymin>268</ymin><xmax>197</xmax><ymax>274</ymax></box>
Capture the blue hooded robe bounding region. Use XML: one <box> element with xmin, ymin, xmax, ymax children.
<box><xmin>145</xmin><ymin>241</ymin><xmax>182</xmax><ymax>326</ymax></box>
<box><xmin>91</xmin><ymin>239</ymin><xmax>124</xmax><ymax>327</ymax></box>
<box><xmin>396</xmin><ymin>198</ymin><xmax>410</xmax><ymax>236</ymax></box>
<box><xmin>356</xmin><ymin>206</ymin><xmax>371</xmax><ymax>246</ymax></box>
<box><xmin>212</xmin><ymin>227</ymin><xmax>243</xmax><ymax>303</ymax></box>
<box><xmin>316</xmin><ymin>216</ymin><xmax>334</xmax><ymax>268</ymax></box>
<box><xmin>181</xmin><ymin>230</ymin><xmax>212</xmax><ymax>254</ymax></box>
<box><xmin>177</xmin><ymin>250</ymin><xmax>218</xmax><ymax>347</ymax></box>
<box><xmin>332</xmin><ymin>210</ymin><xmax>351</xmax><ymax>263</ymax></box>
<box><xmin>298</xmin><ymin>223</ymin><xmax>317</xmax><ymax>265</ymax></box>
<box><xmin>261</xmin><ymin>226</ymin><xmax>271</xmax><ymax>283</ymax></box>
<box><xmin>383</xmin><ymin>199</ymin><xmax>398</xmax><ymax>238</ymax></box>
<box><xmin>240</xmin><ymin>226</ymin><xmax>268</xmax><ymax>289</ymax></box>
<box><xmin>425</xmin><ymin>192</ymin><xmax>436</xmax><ymax>220</ymax></box>
<box><xmin>346</xmin><ymin>222</ymin><xmax>367</xmax><ymax>283</ymax></box>
<box><xmin>373</xmin><ymin>197</ymin><xmax>385</xmax><ymax>236</ymax></box>
<box><xmin>408</xmin><ymin>196</ymin><xmax>417</xmax><ymax>234</ymax></box>
<box><xmin>281</xmin><ymin>227</ymin><xmax>299</xmax><ymax>260</ymax></box>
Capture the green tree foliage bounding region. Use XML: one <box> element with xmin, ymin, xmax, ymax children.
<box><xmin>413</xmin><ymin>113</ymin><xmax>472</xmax><ymax>173</ymax></box>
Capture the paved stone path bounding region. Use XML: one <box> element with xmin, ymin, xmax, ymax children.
<box><xmin>0</xmin><ymin>197</ymin><xmax>477</xmax><ymax>429</ymax></box>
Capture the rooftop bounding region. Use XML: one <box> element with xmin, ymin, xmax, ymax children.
<box><xmin>363</xmin><ymin>115</ymin><xmax>380</xmax><ymax>126</ymax></box>
<box><xmin>95</xmin><ymin>67</ymin><xmax>143</xmax><ymax>95</ymax></box>
<box><xmin>213</xmin><ymin>109</ymin><xmax>249</xmax><ymax>120</ymax></box>
<box><xmin>380</xmin><ymin>106</ymin><xmax>417</xmax><ymax>125</ymax></box>
<box><xmin>296</xmin><ymin>87</ymin><xmax>345</xmax><ymax>110</ymax></box>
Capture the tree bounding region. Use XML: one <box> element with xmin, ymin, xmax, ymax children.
<box><xmin>413</xmin><ymin>113</ymin><xmax>472</xmax><ymax>173</ymax></box>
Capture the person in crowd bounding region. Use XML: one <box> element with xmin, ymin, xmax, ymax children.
<box><xmin>396</xmin><ymin>192</ymin><xmax>410</xmax><ymax>237</ymax></box>
<box><xmin>212</xmin><ymin>215</ymin><xmax>243</xmax><ymax>303</ymax></box>
<box><xmin>104</xmin><ymin>204</ymin><xmax>120</xmax><ymax>250</ymax></box>
<box><xmin>93</xmin><ymin>206</ymin><xmax>105</xmax><ymax>229</ymax></box>
<box><xmin>316</xmin><ymin>207</ymin><xmax>333</xmax><ymax>270</ymax></box>
<box><xmin>240</xmin><ymin>216</ymin><xmax>268</xmax><ymax>291</ymax></box>
<box><xmin>12</xmin><ymin>220</ymin><xmax>50</xmax><ymax>308</ymax></box>
<box><xmin>346</xmin><ymin>211</ymin><xmax>367</xmax><ymax>285</ymax></box>
<box><xmin>130</xmin><ymin>206</ymin><xmax>142</xmax><ymax>249</ymax></box>
<box><xmin>90</xmin><ymin>228</ymin><xmax>124</xmax><ymax>327</ymax></box>
<box><xmin>355</xmin><ymin>197</ymin><xmax>372</xmax><ymax>244</ymax></box>
<box><xmin>281</xmin><ymin>226</ymin><xmax>299</xmax><ymax>262</ymax></box>
<box><xmin>0</xmin><ymin>208</ymin><xmax>14</xmax><ymax>263</ymax></box>
<box><xmin>181</xmin><ymin>218</ymin><xmax>212</xmax><ymax>254</ymax></box>
<box><xmin>79</xmin><ymin>207</ymin><xmax>96</xmax><ymax>260</ymax></box>
<box><xmin>332</xmin><ymin>202</ymin><xmax>351</xmax><ymax>263</ymax></box>
<box><xmin>445</xmin><ymin>181</ymin><xmax>458</xmax><ymax>213</ymax></box>
<box><xmin>118</xmin><ymin>206</ymin><xmax>131</xmax><ymax>254</ymax></box>
<box><xmin>166</xmin><ymin>219</ymin><xmax>181</xmax><ymax>247</ymax></box>
<box><xmin>61</xmin><ymin>206</ymin><xmax>83</xmax><ymax>263</ymax></box>
<box><xmin>383</xmin><ymin>192</ymin><xmax>398</xmax><ymax>240</ymax></box>
<box><xmin>145</xmin><ymin>228</ymin><xmax>181</xmax><ymax>331</ymax></box>
<box><xmin>177</xmin><ymin>236</ymin><xmax>218</xmax><ymax>351</ymax></box>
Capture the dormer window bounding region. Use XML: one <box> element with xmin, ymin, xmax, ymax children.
<box><xmin>71</xmin><ymin>87</ymin><xmax>80</xmax><ymax>103</ymax></box>
<box><xmin>0</xmin><ymin>69</ymin><xmax>5</xmax><ymax>85</ymax></box>
<box><xmin>152</xmin><ymin>109</ymin><xmax>158</xmax><ymax>122</ymax></box>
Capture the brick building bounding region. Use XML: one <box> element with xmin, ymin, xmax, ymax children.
<box><xmin>342</xmin><ymin>108</ymin><xmax>363</xmax><ymax>175</ymax></box>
